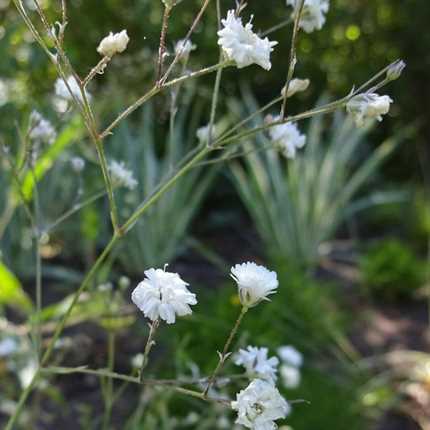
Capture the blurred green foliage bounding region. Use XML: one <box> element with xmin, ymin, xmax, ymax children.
<box><xmin>360</xmin><ymin>238</ymin><xmax>427</xmax><ymax>300</ymax></box>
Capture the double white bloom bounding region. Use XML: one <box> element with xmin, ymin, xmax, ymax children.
<box><xmin>232</xmin><ymin>379</ymin><xmax>291</xmax><ymax>430</ymax></box>
<box><xmin>97</xmin><ymin>30</ymin><xmax>130</xmax><ymax>58</ymax></box>
<box><xmin>235</xmin><ymin>346</ymin><xmax>279</xmax><ymax>382</ymax></box>
<box><xmin>108</xmin><ymin>160</ymin><xmax>138</xmax><ymax>190</ymax></box>
<box><xmin>231</xmin><ymin>262</ymin><xmax>279</xmax><ymax>308</ymax></box>
<box><xmin>131</xmin><ymin>268</ymin><xmax>197</xmax><ymax>324</ymax></box>
<box><xmin>286</xmin><ymin>0</ymin><xmax>330</xmax><ymax>33</ymax></box>
<box><xmin>346</xmin><ymin>93</ymin><xmax>393</xmax><ymax>127</ymax></box>
<box><xmin>218</xmin><ymin>10</ymin><xmax>278</xmax><ymax>70</ymax></box>
<box><xmin>267</xmin><ymin>116</ymin><xmax>306</xmax><ymax>159</ymax></box>
<box><xmin>175</xmin><ymin>39</ymin><xmax>196</xmax><ymax>63</ymax></box>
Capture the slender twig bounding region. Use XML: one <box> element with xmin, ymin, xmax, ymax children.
<box><xmin>102</xmin><ymin>332</ymin><xmax>116</xmax><ymax>430</ymax></box>
<box><xmin>207</xmin><ymin>0</ymin><xmax>223</xmax><ymax>147</ymax></box>
<box><xmin>44</xmin><ymin>189</ymin><xmax>107</xmax><ymax>233</ymax></box>
<box><xmin>83</xmin><ymin>57</ymin><xmax>111</xmax><ymax>87</ymax></box>
<box><xmin>156</xmin><ymin>5</ymin><xmax>172</xmax><ymax>84</ymax></box>
<box><xmin>280</xmin><ymin>0</ymin><xmax>305</xmax><ymax>119</ymax></box>
<box><xmin>261</xmin><ymin>17</ymin><xmax>293</xmax><ymax>37</ymax></box>
<box><xmin>139</xmin><ymin>319</ymin><xmax>160</xmax><ymax>382</ymax></box>
<box><xmin>40</xmin><ymin>366</ymin><xmax>230</xmax><ymax>405</ymax></box>
<box><xmin>203</xmin><ymin>306</ymin><xmax>248</xmax><ymax>396</ymax></box>
<box><xmin>100</xmin><ymin>61</ymin><xmax>232</xmax><ymax>139</ymax></box>
<box><xmin>159</xmin><ymin>0</ymin><xmax>213</xmax><ymax>85</ymax></box>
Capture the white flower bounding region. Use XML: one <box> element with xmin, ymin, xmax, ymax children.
<box><xmin>196</xmin><ymin>124</ymin><xmax>218</xmax><ymax>144</ymax></box>
<box><xmin>0</xmin><ymin>338</ymin><xmax>18</xmax><ymax>357</ymax></box>
<box><xmin>267</xmin><ymin>116</ymin><xmax>306</xmax><ymax>159</ymax></box>
<box><xmin>70</xmin><ymin>156</ymin><xmax>85</xmax><ymax>172</ymax></box>
<box><xmin>97</xmin><ymin>30</ymin><xmax>130</xmax><ymax>58</ymax></box>
<box><xmin>280</xmin><ymin>365</ymin><xmax>301</xmax><ymax>389</ymax></box>
<box><xmin>218</xmin><ymin>10</ymin><xmax>278</xmax><ymax>70</ymax></box>
<box><xmin>286</xmin><ymin>0</ymin><xmax>330</xmax><ymax>33</ymax></box>
<box><xmin>281</xmin><ymin>78</ymin><xmax>310</xmax><ymax>98</ymax></box>
<box><xmin>108</xmin><ymin>160</ymin><xmax>138</xmax><ymax>190</ymax></box>
<box><xmin>131</xmin><ymin>268</ymin><xmax>197</xmax><ymax>324</ymax></box>
<box><xmin>55</xmin><ymin>75</ymin><xmax>90</xmax><ymax>103</ymax></box>
<box><xmin>277</xmin><ymin>346</ymin><xmax>303</xmax><ymax>368</ymax></box>
<box><xmin>235</xmin><ymin>346</ymin><xmax>279</xmax><ymax>382</ymax></box>
<box><xmin>29</xmin><ymin>111</ymin><xmax>56</xmax><ymax>144</ymax></box>
<box><xmin>346</xmin><ymin>93</ymin><xmax>393</xmax><ymax>127</ymax></box>
<box><xmin>231</xmin><ymin>262</ymin><xmax>278</xmax><ymax>308</ymax></box>
<box><xmin>175</xmin><ymin>38</ymin><xmax>196</xmax><ymax>63</ymax></box>
<box><xmin>232</xmin><ymin>379</ymin><xmax>291</xmax><ymax>430</ymax></box>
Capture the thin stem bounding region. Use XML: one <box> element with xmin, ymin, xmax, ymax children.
<box><xmin>41</xmin><ymin>366</ymin><xmax>230</xmax><ymax>405</ymax></box>
<box><xmin>44</xmin><ymin>189</ymin><xmax>107</xmax><ymax>233</ymax></box>
<box><xmin>139</xmin><ymin>319</ymin><xmax>160</xmax><ymax>382</ymax></box>
<box><xmin>159</xmin><ymin>0</ymin><xmax>213</xmax><ymax>85</ymax></box>
<box><xmin>100</xmin><ymin>61</ymin><xmax>231</xmax><ymax>139</ymax></box>
<box><xmin>156</xmin><ymin>5</ymin><xmax>172</xmax><ymax>84</ymax></box>
<box><xmin>207</xmin><ymin>0</ymin><xmax>223</xmax><ymax>147</ymax></box>
<box><xmin>280</xmin><ymin>0</ymin><xmax>305</xmax><ymax>119</ymax></box>
<box><xmin>102</xmin><ymin>332</ymin><xmax>116</xmax><ymax>430</ymax></box>
<box><xmin>261</xmin><ymin>17</ymin><xmax>293</xmax><ymax>37</ymax></box>
<box><xmin>203</xmin><ymin>306</ymin><xmax>248</xmax><ymax>396</ymax></box>
<box><xmin>122</xmin><ymin>146</ymin><xmax>211</xmax><ymax>233</ymax></box>
<box><xmin>83</xmin><ymin>57</ymin><xmax>111</xmax><ymax>87</ymax></box>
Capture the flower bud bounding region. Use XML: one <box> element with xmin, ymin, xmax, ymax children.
<box><xmin>386</xmin><ymin>60</ymin><xmax>406</xmax><ymax>81</ymax></box>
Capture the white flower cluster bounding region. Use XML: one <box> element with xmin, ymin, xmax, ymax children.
<box><xmin>196</xmin><ymin>124</ymin><xmax>219</xmax><ymax>144</ymax></box>
<box><xmin>108</xmin><ymin>160</ymin><xmax>138</xmax><ymax>190</ymax></box>
<box><xmin>97</xmin><ymin>30</ymin><xmax>130</xmax><ymax>58</ymax></box>
<box><xmin>29</xmin><ymin>110</ymin><xmax>56</xmax><ymax>145</ymax></box>
<box><xmin>231</xmin><ymin>262</ymin><xmax>279</xmax><ymax>308</ymax></box>
<box><xmin>346</xmin><ymin>93</ymin><xmax>393</xmax><ymax>127</ymax></box>
<box><xmin>131</xmin><ymin>268</ymin><xmax>197</xmax><ymax>324</ymax></box>
<box><xmin>55</xmin><ymin>75</ymin><xmax>90</xmax><ymax>103</ymax></box>
<box><xmin>286</xmin><ymin>0</ymin><xmax>330</xmax><ymax>33</ymax></box>
<box><xmin>278</xmin><ymin>345</ymin><xmax>303</xmax><ymax>389</ymax></box>
<box><xmin>232</xmin><ymin>379</ymin><xmax>291</xmax><ymax>430</ymax></box>
<box><xmin>235</xmin><ymin>346</ymin><xmax>279</xmax><ymax>382</ymax></box>
<box><xmin>218</xmin><ymin>10</ymin><xmax>278</xmax><ymax>70</ymax></box>
<box><xmin>267</xmin><ymin>116</ymin><xmax>306</xmax><ymax>159</ymax></box>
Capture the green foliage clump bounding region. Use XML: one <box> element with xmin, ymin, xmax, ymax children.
<box><xmin>360</xmin><ymin>239</ymin><xmax>427</xmax><ymax>300</ymax></box>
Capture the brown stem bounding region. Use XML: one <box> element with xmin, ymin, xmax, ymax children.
<box><xmin>156</xmin><ymin>6</ymin><xmax>172</xmax><ymax>84</ymax></box>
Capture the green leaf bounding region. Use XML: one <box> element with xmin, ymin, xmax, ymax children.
<box><xmin>20</xmin><ymin>115</ymin><xmax>84</xmax><ymax>201</ymax></box>
<box><xmin>0</xmin><ymin>262</ymin><xmax>33</xmax><ymax>314</ymax></box>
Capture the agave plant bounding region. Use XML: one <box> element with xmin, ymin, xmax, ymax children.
<box><xmin>230</xmin><ymin>91</ymin><xmax>408</xmax><ymax>268</ymax></box>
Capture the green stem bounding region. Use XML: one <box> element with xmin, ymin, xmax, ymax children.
<box><xmin>100</xmin><ymin>61</ymin><xmax>232</xmax><ymax>139</ymax></box>
<box><xmin>203</xmin><ymin>306</ymin><xmax>248</xmax><ymax>396</ymax></box>
<box><xmin>139</xmin><ymin>319</ymin><xmax>160</xmax><ymax>382</ymax></box>
<box><xmin>102</xmin><ymin>332</ymin><xmax>116</xmax><ymax>430</ymax></box>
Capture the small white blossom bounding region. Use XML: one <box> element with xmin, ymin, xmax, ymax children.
<box><xmin>218</xmin><ymin>10</ymin><xmax>278</xmax><ymax>70</ymax></box>
<box><xmin>267</xmin><ymin>116</ymin><xmax>306</xmax><ymax>159</ymax></box>
<box><xmin>131</xmin><ymin>268</ymin><xmax>197</xmax><ymax>324</ymax></box>
<box><xmin>0</xmin><ymin>338</ymin><xmax>18</xmax><ymax>357</ymax></box>
<box><xmin>286</xmin><ymin>0</ymin><xmax>330</xmax><ymax>33</ymax></box>
<box><xmin>281</xmin><ymin>78</ymin><xmax>310</xmax><ymax>98</ymax></box>
<box><xmin>280</xmin><ymin>365</ymin><xmax>301</xmax><ymax>389</ymax></box>
<box><xmin>232</xmin><ymin>379</ymin><xmax>291</xmax><ymax>430</ymax></box>
<box><xmin>231</xmin><ymin>262</ymin><xmax>278</xmax><ymax>308</ymax></box>
<box><xmin>29</xmin><ymin>111</ymin><xmax>56</xmax><ymax>145</ymax></box>
<box><xmin>108</xmin><ymin>160</ymin><xmax>138</xmax><ymax>190</ymax></box>
<box><xmin>235</xmin><ymin>346</ymin><xmax>279</xmax><ymax>382</ymax></box>
<box><xmin>346</xmin><ymin>93</ymin><xmax>393</xmax><ymax>127</ymax></box>
<box><xmin>97</xmin><ymin>30</ymin><xmax>130</xmax><ymax>58</ymax></box>
<box><xmin>175</xmin><ymin>38</ymin><xmax>196</xmax><ymax>63</ymax></box>
<box><xmin>70</xmin><ymin>156</ymin><xmax>85</xmax><ymax>172</ymax></box>
<box><xmin>196</xmin><ymin>124</ymin><xmax>218</xmax><ymax>144</ymax></box>
<box><xmin>277</xmin><ymin>346</ymin><xmax>303</xmax><ymax>368</ymax></box>
<box><xmin>55</xmin><ymin>75</ymin><xmax>90</xmax><ymax>103</ymax></box>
